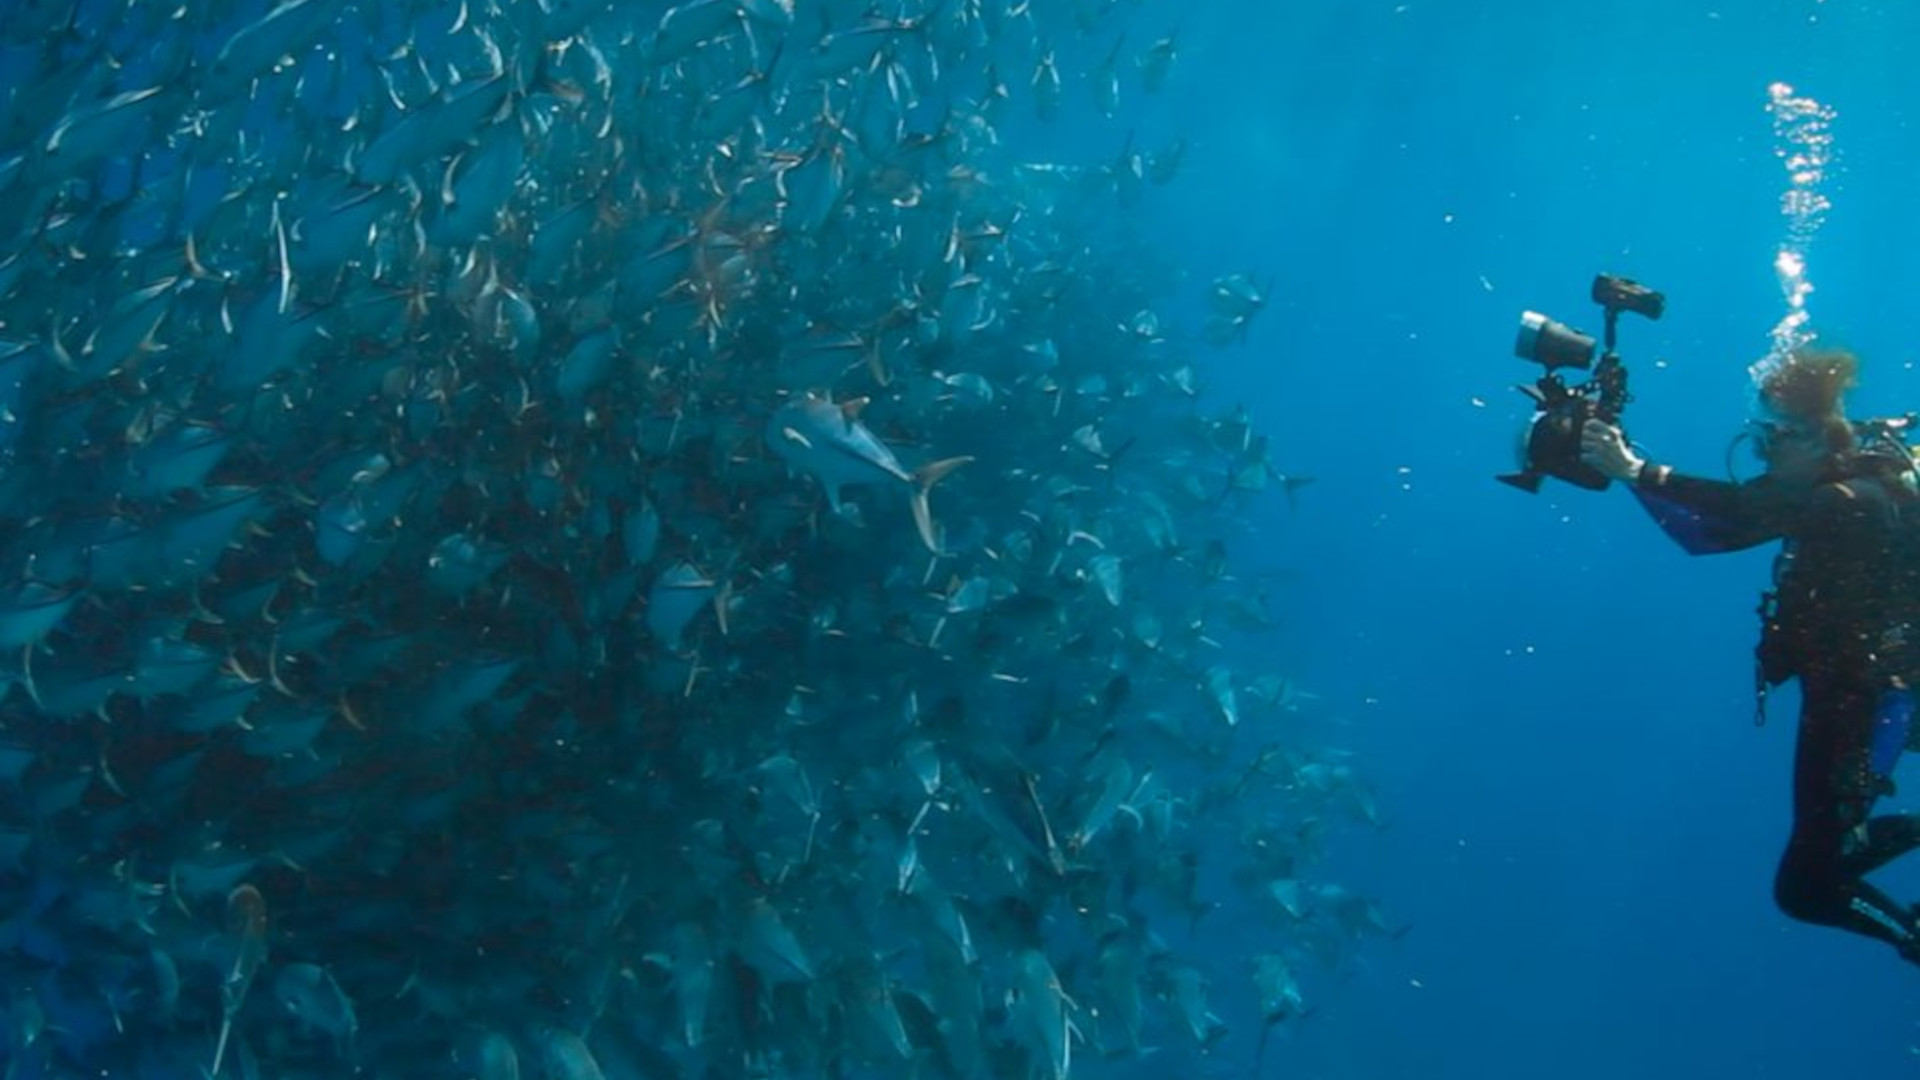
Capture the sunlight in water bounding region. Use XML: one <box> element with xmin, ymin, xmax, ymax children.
<box><xmin>1753</xmin><ymin>81</ymin><xmax>1838</xmax><ymax>384</ymax></box>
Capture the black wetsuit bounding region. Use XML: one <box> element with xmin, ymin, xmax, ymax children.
<box><xmin>1632</xmin><ymin>460</ymin><xmax>1920</xmax><ymax>959</ymax></box>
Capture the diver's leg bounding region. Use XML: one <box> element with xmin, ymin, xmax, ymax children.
<box><xmin>1841</xmin><ymin>813</ymin><xmax>1920</xmax><ymax>878</ymax></box>
<box><xmin>1772</xmin><ymin>813</ymin><xmax>1917</xmax><ymax>944</ymax></box>
<box><xmin>1774</xmin><ymin>676</ymin><xmax>1920</xmax><ymax>957</ymax></box>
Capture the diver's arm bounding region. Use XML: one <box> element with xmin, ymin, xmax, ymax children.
<box><xmin>1629</xmin><ymin>467</ymin><xmax>1793</xmax><ymax>553</ymax></box>
<box><xmin>1632</xmin><ymin>452</ymin><xmax>1905</xmax><ymax>547</ymax></box>
<box><xmin>1580</xmin><ymin>418</ymin><xmax>1788</xmax><ymax>552</ymax></box>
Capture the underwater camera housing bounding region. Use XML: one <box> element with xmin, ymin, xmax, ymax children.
<box><xmin>1498</xmin><ymin>274</ymin><xmax>1665</xmax><ymax>493</ymax></box>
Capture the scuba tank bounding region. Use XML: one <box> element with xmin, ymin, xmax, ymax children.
<box><xmin>1872</xmin><ymin>684</ymin><xmax>1913</xmax><ymax>787</ymax></box>
<box><xmin>1852</xmin><ymin>416</ymin><xmax>1920</xmax><ymax>787</ymax></box>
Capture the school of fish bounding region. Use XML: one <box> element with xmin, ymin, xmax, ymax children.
<box><xmin>0</xmin><ymin>0</ymin><xmax>1392</xmax><ymax>1076</ymax></box>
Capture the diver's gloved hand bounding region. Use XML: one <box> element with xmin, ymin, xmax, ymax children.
<box><xmin>1580</xmin><ymin>418</ymin><xmax>1646</xmax><ymax>482</ymax></box>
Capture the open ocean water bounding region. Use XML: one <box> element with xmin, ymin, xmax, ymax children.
<box><xmin>1205</xmin><ymin>1</ymin><xmax>1920</xmax><ymax>1077</ymax></box>
<box><xmin>2</xmin><ymin>0</ymin><xmax>1918</xmax><ymax>1077</ymax></box>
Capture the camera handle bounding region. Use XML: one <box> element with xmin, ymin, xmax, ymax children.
<box><xmin>1592</xmin><ymin>306</ymin><xmax>1632</xmax><ymax>425</ymax></box>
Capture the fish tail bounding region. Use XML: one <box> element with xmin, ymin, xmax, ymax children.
<box><xmin>909</xmin><ymin>456</ymin><xmax>973</xmax><ymax>552</ymax></box>
<box><xmin>1281</xmin><ymin>473</ymin><xmax>1314</xmax><ymax>512</ymax></box>
<box><xmin>916</xmin><ymin>456</ymin><xmax>973</xmax><ymax>489</ymax></box>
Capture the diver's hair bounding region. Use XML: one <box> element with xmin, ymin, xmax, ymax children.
<box><xmin>1761</xmin><ymin>346</ymin><xmax>1859</xmax><ymax>450</ymax></box>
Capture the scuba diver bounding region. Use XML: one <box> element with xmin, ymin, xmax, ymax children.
<box><xmin>1579</xmin><ymin>346</ymin><xmax>1920</xmax><ymax>966</ymax></box>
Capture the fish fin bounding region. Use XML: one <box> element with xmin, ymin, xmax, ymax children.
<box><xmin>911</xmin><ymin>489</ymin><xmax>939</xmax><ymax>553</ymax></box>
<box><xmin>20</xmin><ymin>644</ymin><xmax>39</xmax><ymax>710</ymax></box>
<box><xmin>914</xmin><ymin>455</ymin><xmax>973</xmax><ymax>490</ymax></box>
<box><xmin>184</xmin><ymin>233</ymin><xmax>215</xmax><ymax>281</ymax></box>
<box><xmin>839</xmin><ymin>396</ymin><xmax>870</xmax><ymax>422</ymax></box>
<box><xmin>909</xmin><ymin>456</ymin><xmax>973</xmax><ymax>553</ymax></box>
<box><xmin>864</xmin><ymin>340</ymin><xmax>890</xmax><ymax>386</ymax></box>
<box><xmin>1281</xmin><ymin>473</ymin><xmax>1314</xmax><ymax>512</ymax></box>
<box><xmin>780</xmin><ymin>426</ymin><xmax>813</xmax><ymax>449</ymax></box>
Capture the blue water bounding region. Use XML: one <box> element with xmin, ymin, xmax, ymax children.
<box><xmin>1163</xmin><ymin>1</ymin><xmax>1920</xmax><ymax>1074</ymax></box>
<box><xmin>8</xmin><ymin>0</ymin><xmax>1920</xmax><ymax>1075</ymax></box>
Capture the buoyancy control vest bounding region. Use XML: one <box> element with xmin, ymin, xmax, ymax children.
<box><xmin>1755</xmin><ymin>420</ymin><xmax>1920</xmax><ymax>720</ymax></box>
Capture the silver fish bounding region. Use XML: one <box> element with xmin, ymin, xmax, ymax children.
<box><xmin>354</xmin><ymin>72</ymin><xmax>512</xmax><ymax>185</ymax></box>
<box><xmin>766</xmin><ymin>395</ymin><xmax>970</xmax><ymax>552</ymax></box>
<box><xmin>647</xmin><ymin>560</ymin><xmax>715</xmax><ymax>651</ymax></box>
<box><xmin>272</xmin><ymin>962</ymin><xmax>357</xmax><ymax>1057</ymax></box>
